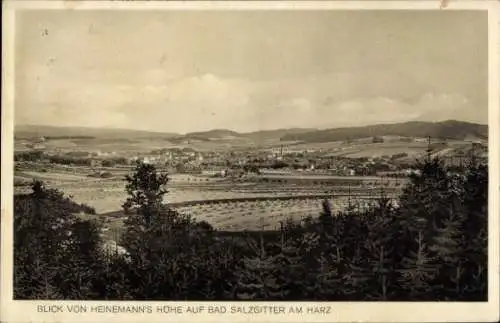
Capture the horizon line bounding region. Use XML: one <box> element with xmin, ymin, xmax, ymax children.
<box><xmin>14</xmin><ymin>119</ymin><xmax>488</xmax><ymax>136</ymax></box>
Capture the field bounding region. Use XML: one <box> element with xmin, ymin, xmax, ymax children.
<box><xmin>83</xmin><ymin>194</ymin><xmax>382</xmax><ymax>242</ymax></box>
<box><xmin>15</xmin><ymin>134</ymin><xmax>480</xmax><ymax>242</ymax></box>
<box><xmin>18</xmin><ymin>131</ymin><xmax>480</xmax><ymax>156</ymax></box>
<box><xmin>174</xmin><ymin>196</ymin><xmax>378</xmax><ymax>230</ymax></box>
<box><xmin>15</xmin><ymin>165</ymin><xmax>401</xmax><ymax>207</ymax></box>
<box><xmin>15</xmin><ymin>162</ymin><xmax>402</xmax><ymax>242</ymax></box>
<box><xmin>290</xmin><ymin>139</ymin><xmax>479</xmax><ymax>159</ymax></box>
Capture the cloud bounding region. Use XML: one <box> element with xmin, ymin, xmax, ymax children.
<box><xmin>15</xmin><ymin>69</ymin><xmax>483</xmax><ymax>133</ymax></box>
<box><xmin>111</xmin><ymin>74</ymin><xmax>254</xmax><ymax>133</ymax></box>
<box><xmin>314</xmin><ymin>93</ymin><xmax>472</xmax><ymax>128</ymax></box>
<box><xmin>14</xmin><ymin>10</ymin><xmax>487</xmax><ymax>132</ymax></box>
<box><xmin>249</xmin><ymin>92</ymin><xmax>474</xmax><ymax>130</ymax></box>
<box><xmin>166</xmin><ymin>74</ymin><xmax>250</xmax><ymax>107</ymax></box>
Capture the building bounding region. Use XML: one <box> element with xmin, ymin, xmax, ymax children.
<box><xmin>271</xmin><ymin>145</ymin><xmax>289</xmax><ymax>158</ymax></box>
<box><xmin>32</xmin><ymin>143</ymin><xmax>46</xmax><ymax>150</ymax></box>
<box><xmin>90</xmin><ymin>159</ymin><xmax>102</xmax><ymax>168</ymax></box>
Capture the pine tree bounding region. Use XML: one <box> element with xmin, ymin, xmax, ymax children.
<box><xmin>234</xmin><ymin>235</ymin><xmax>284</xmax><ymax>300</ymax></box>
<box><xmin>397</xmin><ymin>231</ymin><xmax>439</xmax><ymax>300</ymax></box>
<box><xmin>318</xmin><ymin>198</ymin><xmax>332</xmax><ymax>221</ymax></box>
<box><xmin>365</xmin><ymin>193</ymin><xmax>399</xmax><ymax>300</ymax></box>
<box><xmin>120</xmin><ymin>161</ymin><xmax>170</xmax><ymax>298</ymax></box>
<box><xmin>14</xmin><ymin>180</ymin><xmax>78</xmax><ymax>299</ymax></box>
<box><xmin>459</xmin><ymin>160</ymin><xmax>488</xmax><ymax>300</ymax></box>
<box><xmin>59</xmin><ymin>219</ymin><xmax>105</xmax><ymax>299</ymax></box>
<box><xmin>305</xmin><ymin>253</ymin><xmax>341</xmax><ymax>300</ymax></box>
<box><xmin>277</xmin><ymin>229</ymin><xmax>323</xmax><ymax>300</ymax></box>
<box><xmin>398</xmin><ymin>157</ymin><xmax>451</xmax><ymax>238</ymax></box>
<box><xmin>393</xmin><ymin>157</ymin><xmax>454</xmax><ymax>297</ymax></box>
<box><xmin>99</xmin><ymin>254</ymin><xmax>134</xmax><ymax>300</ymax></box>
<box><xmin>429</xmin><ymin>210</ymin><xmax>465</xmax><ymax>298</ymax></box>
<box><xmin>120</xmin><ymin>161</ymin><xmax>227</xmax><ymax>299</ymax></box>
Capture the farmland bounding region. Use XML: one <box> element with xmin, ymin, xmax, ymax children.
<box><xmin>13</xmin><ymin>123</ymin><xmax>486</xmax><ymax>241</ymax></box>
<box><xmin>92</xmin><ymin>195</ymin><xmax>385</xmax><ymax>242</ymax></box>
<box><xmin>15</xmin><ymin>167</ymin><xmax>400</xmax><ymax>211</ymax></box>
<box><xmin>14</xmin><ymin>162</ymin><xmax>403</xmax><ymax>240</ymax></box>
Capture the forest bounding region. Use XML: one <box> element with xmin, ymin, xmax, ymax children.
<box><xmin>13</xmin><ymin>155</ymin><xmax>488</xmax><ymax>301</ymax></box>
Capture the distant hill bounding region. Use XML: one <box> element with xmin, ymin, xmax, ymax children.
<box><xmin>168</xmin><ymin>135</ymin><xmax>211</xmax><ymax>144</ymax></box>
<box><xmin>279</xmin><ymin>120</ymin><xmax>488</xmax><ymax>143</ymax></box>
<box><xmin>187</xmin><ymin>129</ymin><xmax>242</xmax><ymax>139</ymax></box>
<box><xmin>171</xmin><ymin>128</ymin><xmax>316</xmax><ymax>142</ymax></box>
<box><xmin>16</xmin><ymin>120</ymin><xmax>488</xmax><ymax>145</ymax></box>
<box><xmin>242</xmin><ymin>128</ymin><xmax>318</xmax><ymax>141</ymax></box>
<box><xmin>167</xmin><ymin>129</ymin><xmax>243</xmax><ymax>143</ymax></box>
<box><xmin>15</xmin><ymin>125</ymin><xmax>179</xmax><ymax>140</ymax></box>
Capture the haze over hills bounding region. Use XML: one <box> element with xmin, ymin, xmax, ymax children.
<box><xmin>279</xmin><ymin>120</ymin><xmax>488</xmax><ymax>143</ymax></box>
<box><xmin>243</xmin><ymin>128</ymin><xmax>319</xmax><ymax>141</ymax></box>
<box><xmin>189</xmin><ymin>129</ymin><xmax>242</xmax><ymax>138</ymax></box>
<box><xmin>171</xmin><ymin>128</ymin><xmax>319</xmax><ymax>141</ymax></box>
<box><xmin>15</xmin><ymin>120</ymin><xmax>487</xmax><ymax>144</ymax></box>
<box><xmin>15</xmin><ymin>125</ymin><xmax>179</xmax><ymax>140</ymax></box>
<box><xmin>14</xmin><ymin>124</ymin><xmax>319</xmax><ymax>142</ymax></box>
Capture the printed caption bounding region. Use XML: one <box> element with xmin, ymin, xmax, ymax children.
<box><xmin>37</xmin><ymin>304</ymin><xmax>333</xmax><ymax>315</ymax></box>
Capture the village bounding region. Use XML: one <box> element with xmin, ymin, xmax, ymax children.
<box><xmin>14</xmin><ymin>134</ymin><xmax>487</xmax><ymax>182</ymax></box>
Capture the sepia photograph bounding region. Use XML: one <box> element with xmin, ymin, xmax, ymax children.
<box><xmin>1</xmin><ymin>1</ymin><xmax>499</xmax><ymax>322</ymax></box>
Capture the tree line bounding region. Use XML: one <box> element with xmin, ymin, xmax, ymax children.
<box><xmin>13</xmin><ymin>155</ymin><xmax>487</xmax><ymax>300</ymax></box>
<box><xmin>15</xmin><ymin>151</ymin><xmax>128</xmax><ymax>167</ymax></box>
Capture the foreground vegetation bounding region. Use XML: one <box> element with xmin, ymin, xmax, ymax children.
<box><xmin>13</xmin><ymin>155</ymin><xmax>488</xmax><ymax>300</ymax></box>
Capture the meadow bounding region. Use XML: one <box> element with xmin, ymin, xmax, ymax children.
<box><xmin>15</xmin><ymin>166</ymin><xmax>399</xmax><ymax>203</ymax></box>
<box><xmin>15</xmin><ymin>135</ymin><xmax>473</xmax><ymax>241</ymax></box>
<box><xmin>14</xmin><ymin>163</ymin><xmax>401</xmax><ymax>241</ymax></box>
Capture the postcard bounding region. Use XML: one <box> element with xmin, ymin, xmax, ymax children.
<box><xmin>1</xmin><ymin>1</ymin><xmax>499</xmax><ymax>322</ymax></box>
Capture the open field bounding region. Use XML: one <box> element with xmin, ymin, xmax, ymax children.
<box><xmin>290</xmin><ymin>140</ymin><xmax>479</xmax><ymax>158</ymax></box>
<box><xmin>16</xmin><ymin>130</ymin><xmax>484</xmax><ymax>156</ymax></box>
<box><xmin>16</xmin><ymin>136</ymin><xmax>279</xmax><ymax>154</ymax></box>
<box><xmin>14</xmin><ymin>134</ymin><xmax>479</xmax><ymax>239</ymax></box>
<box><xmin>15</xmin><ymin>166</ymin><xmax>403</xmax><ymax>212</ymax></box>
<box><xmin>80</xmin><ymin>194</ymin><xmax>384</xmax><ymax>241</ymax></box>
<box><xmin>15</xmin><ymin>164</ymin><xmax>403</xmax><ymax>242</ymax></box>
<box><xmin>176</xmin><ymin>195</ymin><xmax>379</xmax><ymax>230</ymax></box>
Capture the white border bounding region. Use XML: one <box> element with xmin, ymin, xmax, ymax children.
<box><xmin>1</xmin><ymin>1</ymin><xmax>499</xmax><ymax>323</ymax></box>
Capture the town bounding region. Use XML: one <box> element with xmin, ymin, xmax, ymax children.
<box><xmin>14</xmin><ymin>134</ymin><xmax>487</xmax><ymax>181</ymax></box>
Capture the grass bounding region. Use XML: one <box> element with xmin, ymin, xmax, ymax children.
<box><xmin>169</xmin><ymin>195</ymin><xmax>366</xmax><ymax>231</ymax></box>
<box><xmin>16</xmin><ymin>164</ymin><xmax>398</xmax><ymax>235</ymax></box>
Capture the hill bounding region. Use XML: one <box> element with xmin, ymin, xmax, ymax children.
<box><xmin>186</xmin><ymin>129</ymin><xmax>242</xmax><ymax>139</ymax></box>
<box><xmin>279</xmin><ymin>120</ymin><xmax>488</xmax><ymax>143</ymax></box>
<box><xmin>16</xmin><ymin>120</ymin><xmax>488</xmax><ymax>146</ymax></box>
<box><xmin>166</xmin><ymin>129</ymin><xmax>243</xmax><ymax>144</ymax></box>
<box><xmin>15</xmin><ymin>125</ymin><xmax>179</xmax><ymax>140</ymax></box>
<box><xmin>242</xmin><ymin>128</ymin><xmax>318</xmax><ymax>141</ymax></box>
<box><xmin>170</xmin><ymin>128</ymin><xmax>316</xmax><ymax>143</ymax></box>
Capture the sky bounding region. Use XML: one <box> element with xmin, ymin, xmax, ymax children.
<box><xmin>15</xmin><ymin>10</ymin><xmax>488</xmax><ymax>134</ymax></box>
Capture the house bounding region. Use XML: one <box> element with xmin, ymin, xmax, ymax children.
<box><xmin>271</xmin><ymin>145</ymin><xmax>289</xmax><ymax>157</ymax></box>
<box><xmin>404</xmin><ymin>169</ymin><xmax>421</xmax><ymax>176</ymax></box>
<box><xmin>201</xmin><ymin>170</ymin><xmax>219</xmax><ymax>176</ymax></box>
<box><xmin>90</xmin><ymin>159</ymin><xmax>102</xmax><ymax>168</ymax></box>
